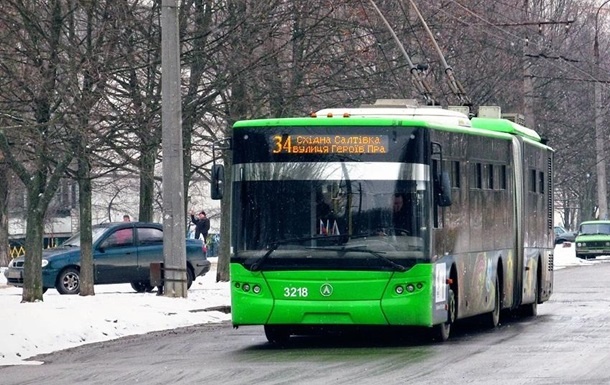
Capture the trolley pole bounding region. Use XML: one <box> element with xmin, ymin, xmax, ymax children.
<box><xmin>161</xmin><ymin>0</ymin><xmax>187</xmax><ymax>297</ymax></box>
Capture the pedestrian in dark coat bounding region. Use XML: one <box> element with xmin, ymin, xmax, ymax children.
<box><xmin>190</xmin><ymin>210</ymin><xmax>210</xmax><ymax>242</ymax></box>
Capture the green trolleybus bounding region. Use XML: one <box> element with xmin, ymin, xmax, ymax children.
<box><xmin>211</xmin><ymin>101</ymin><xmax>554</xmax><ymax>343</ymax></box>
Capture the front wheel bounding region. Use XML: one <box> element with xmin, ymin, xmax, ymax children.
<box><xmin>56</xmin><ymin>267</ymin><xmax>81</xmax><ymax>295</ymax></box>
<box><xmin>131</xmin><ymin>281</ymin><xmax>154</xmax><ymax>293</ymax></box>
<box><xmin>264</xmin><ymin>325</ymin><xmax>291</xmax><ymax>345</ymax></box>
<box><xmin>431</xmin><ymin>287</ymin><xmax>456</xmax><ymax>342</ymax></box>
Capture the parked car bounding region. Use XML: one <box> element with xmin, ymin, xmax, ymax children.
<box><xmin>574</xmin><ymin>220</ymin><xmax>610</xmax><ymax>259</ymax></box>
<box><xmin>554</xmin><ymin>225</ymin><xmax>576</xmax><ymax>245</ymax></box>
<box><xmin>3</xmin><ymin>222</ymin><xmax>211</xmax><ymax>294</ymax></box>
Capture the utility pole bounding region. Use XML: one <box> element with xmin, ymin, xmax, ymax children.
<box><xmin>161</xmin><ymin>0</ymin><xmax>187</xmax><ymax>297</ymax></box>
<box><xmin>594</xmin><ymin>0</ymin><xmax>610</xmax><ymax>220</ymax></box>
<box><xmin>510</xmin><ymin>1</ymin><xmax>573</xmax><ymax>129</ymax></box>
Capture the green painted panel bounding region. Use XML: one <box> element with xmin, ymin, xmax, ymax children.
<box><xmin>230</xmin><ymin>263</ymin><xmax>436</xmax><ymax>327</ymax></box>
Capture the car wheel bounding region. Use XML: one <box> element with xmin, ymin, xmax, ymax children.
<box><xmin>131</xmin><ymin>281</ymin><xmax>154</xmax><ymax>293</ymax></box>
<box><xmin>56</xmin><ymin>267</ymin><xmax>81</xmax><ymax>295</ymax></box>
<box><xmin>186</xmin><ymin>268</ymin><xmax>195</xmax><ymax>290</ymax></box>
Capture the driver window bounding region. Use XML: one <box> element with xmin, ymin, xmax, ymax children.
<box><xmin>101</xmin><ymin>228</ymin><xmax>134</xmax><ymax>248</ymax></box>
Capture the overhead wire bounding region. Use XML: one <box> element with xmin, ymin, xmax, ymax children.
<box><xmin>430</xmin><ymin>0</ymin><xmax>605</xmax><ymax>148</ymax></box>
<box><xmin>437</xmin><ymin>0</ymin><xmax>607</xmax><ymax>170</ymax></box>
<box><xmin>437</xmin><ymin>0</ymin><xmax>600</xmax><ymax>83</ymax></box>
<box><xmin>361</xmin><ymin>0</ymin><xmax>438</xmax><ymax>104</ymax></box>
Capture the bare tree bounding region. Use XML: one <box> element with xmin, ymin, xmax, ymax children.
<box><xmin>0</xmin><ymin>160</ymin><xmax>9</xmax><ymax>267</ymax></box>
<box><xmin>61</xmin><ymin>1</ymin><xmax>121</xmax><ymax>296</ymax></box>
<box><xmin>0</xmin><ymin>0</ymin><xmax>80</xmax><ymax>301</ymax></box>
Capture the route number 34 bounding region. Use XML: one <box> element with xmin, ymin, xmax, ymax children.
<box><xmin>284</xmin><ymin>287</ymin><xmax>308</xmax><ymax>297</ymax></box>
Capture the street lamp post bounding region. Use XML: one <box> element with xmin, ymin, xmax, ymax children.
<box><xmin>594</xmin><ymin>0</ymin><xmax>610</xmax><ymax>220</ymax></box>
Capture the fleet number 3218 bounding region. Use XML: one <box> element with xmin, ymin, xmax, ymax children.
<box><xmin>284</xmin><ymin>287</ymin><xmax>308</xmax><ymax>297</ymax></box>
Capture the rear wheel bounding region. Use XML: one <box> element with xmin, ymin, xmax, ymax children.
<box><xmin>521</xmin><ymin>277</ymin><xmax>539</xmax><ymax>317</ymax></box>
<box><xmin>264</xmin><ymin>325</ymin><xmax>291</xmax><ymax>345</ymax></box>
<box><xmin>56</xmin><ymin>267</ymin><xmax>81</xmax><ymax>295</ymax></box>
<box><xmin>186</xmin><ymin>268</ymin><xmax>195</xmax><ymax>289</ymax></box>
<box><xmin>431</xmin><ymin>287</ymin><xmax>456</xmax><ymax>342</ymax></box>
<box><xmin>484</xmin><ymin>276</ymin><xmax>501</xmax><ymax>328</ymax></box>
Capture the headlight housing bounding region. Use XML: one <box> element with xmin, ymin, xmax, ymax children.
<box><xmin>8</xmin><ymin>259</ymin><xmax>15</xmax><ymax>268</ymax></box>
<box><xmin>42</xmin><ymin>260</ymin><xmax>49</xmax><ymax>267</ymax></box>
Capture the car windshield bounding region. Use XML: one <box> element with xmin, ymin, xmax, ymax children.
<box><xmin>61</xmin><ymin>227</ymin><xmax>109</xmax><ymax>247</ymax></box>
<box><xmin>579</xmin><ymin>223</ymin><xmax>610</xmax><ymax>235</ymax></box>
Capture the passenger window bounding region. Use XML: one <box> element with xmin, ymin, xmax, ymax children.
<box><xmin>137</xmin><ymin>228</ymin><xmax>163</xmax><ymax>245</ymax></box>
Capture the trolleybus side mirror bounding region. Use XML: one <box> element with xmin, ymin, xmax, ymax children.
<box><xmin>437</xmin><ymin>171</ymin><xmax>452</xmax><ymax>207</ymax></box>
<box><xmin>211</xmin><ymin>164</ymin><xmax>225</xmax><ymax>200</ymax></box>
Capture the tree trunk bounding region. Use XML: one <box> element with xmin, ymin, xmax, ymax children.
<box><xmin>78</xmin><ymin>148</ymin><xmax>94</xmax><ymax>297</ymax></box>
<box><xmin>22</xmin><ymin>190</ymin><xmax>46</xmax><ymax>302</ymax></box>
<box><xmin>138</xmin><ymin>147</ymin><xmax>156</xmax><ymax>222</ymax></box>
<box><xmin>0</xmin><ymin>163</ymin><xmax>9</xmax><ymax>267</ymax></box>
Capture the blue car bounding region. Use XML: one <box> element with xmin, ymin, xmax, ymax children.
<box><xmin>554</xmin><ymin>225</ymin><xmax>576</xmax><ymax>245</ymax></box>
<box><xmin>4</xmin><ymin>222</ymin><xmax>211</xmax><ymax>294</ymax></box>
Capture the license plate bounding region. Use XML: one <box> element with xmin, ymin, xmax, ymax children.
<box><xmin>7</xmin><ymin>270</ymin><xmax>21</xmax><ymax>279</ymax></box>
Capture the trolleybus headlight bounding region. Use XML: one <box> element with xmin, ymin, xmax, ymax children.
<box><xmin>395</xmin><ymin>285</ymin><xmax>404</xmax><ymax>294</ymax></box>
<box><xmin>406</xmin><ymin>284</ymin><xmax>415</xmax><ymax>293</ymax></box>
<box><xmin>416</xmin><ymin>282</ymin><xmax>423</xmax><ymax>290</ymax></box>
<box><xmin>253</xmin><ymin>285</ymin><xmax>261</xmax><ymax>294</ymax></box>
<box><xmin>234</xmin><ymin>282</ymin><xmax>241</xmax><ymax>289</ymax></box>
<box><xmin>242</xmin><ymin>283</ymin><xmax>251</xmax><ymax>292</ymax></box>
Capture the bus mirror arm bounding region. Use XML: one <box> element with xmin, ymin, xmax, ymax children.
<box><xmin>437</xmin><ymin>171</ymin><xmax>452</xmax><ymax>207</ymax></box>
<box><xmin>431</xmin><ymin>141</ymin><xmax>452</xmax><ymax>207</ymax></box>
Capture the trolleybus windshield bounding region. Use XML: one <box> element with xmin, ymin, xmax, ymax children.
<box><xmin>231</xmin><ymin>125</ymin><xmax>432</xmax><ymax>271</ymax></box>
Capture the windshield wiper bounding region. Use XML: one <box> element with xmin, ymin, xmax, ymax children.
<box><xmin>307</xmin><ymin>244</ymin><xmax>406</xmax><ymax>272</ymax></box>
<box><xmin>249</xmin><ymin>234</ymin><xmax>349</xmax><ymax>271</ymax></box>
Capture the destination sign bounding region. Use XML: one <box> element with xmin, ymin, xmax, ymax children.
<box><xmin>271</xmin><ymin>135</ymin><xmax>389</xmax><ymax>154</ymax></box>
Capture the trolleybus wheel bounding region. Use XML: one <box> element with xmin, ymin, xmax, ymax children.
<box><xmin>431</xmin><ymin>287</ymin><xmax>456</xmax><ymax>342</ymax></box>
<box><xmin>521</xmin><ymin>277</ymin><xmax>538</xmax><ymax>317</ymax></box>
<box><xmin>264</xmin><ymin>325</ymin><xmax>291</xmax><ymax>345</ymax></box>
<box><xmin>485</xmin><ymin>276</ymin><xmax>501</xmax><ymax>328</ymax></box>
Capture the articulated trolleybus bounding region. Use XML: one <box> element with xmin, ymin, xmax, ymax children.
<box><xmin>211</xmin><ymin>100</ymin><xmax>554</xmax><ymax>343</ymax></box>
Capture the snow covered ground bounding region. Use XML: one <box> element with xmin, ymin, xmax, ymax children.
<box><xmin>0</xmin><ymin>244</ymin><xmax>598</xmax><ymax>366</ymax></box>
<box><xmin>0</xmin><ymin>257</ymin><xmax>231</xmax><ymax>366</ymax></box>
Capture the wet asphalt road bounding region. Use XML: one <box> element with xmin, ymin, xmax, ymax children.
<box><xmin>2</xmin><ymin>261</ymin><xmax>610</xmax><ymax>385</ymax></box>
